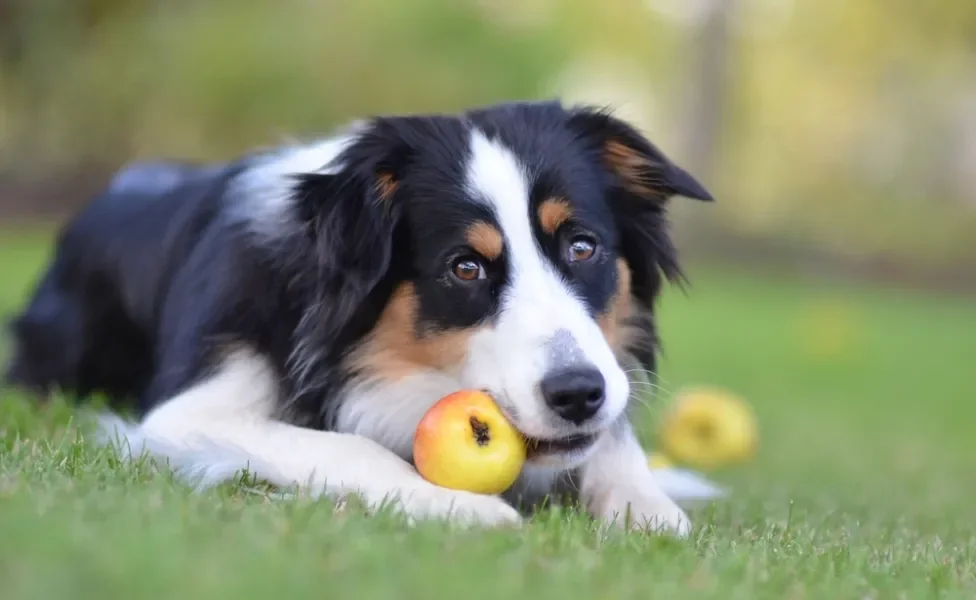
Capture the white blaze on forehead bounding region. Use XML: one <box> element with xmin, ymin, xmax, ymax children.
<box><xmin>464</xmin><ymin>130</ymin><xmax>539</xmax><ymax>281</ymax></box>
<box><xmin>461</xmin><ymin>129</ymin><xmax>630</xmax><ymax>440</ymax></box>
<box><xmin>464</xmin><ymin>130</ymin><xmax>574</xmax><ymax>320</ymax></box>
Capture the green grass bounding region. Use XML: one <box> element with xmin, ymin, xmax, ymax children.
<box><xmin>1</xmin><ymin>230</ymin><xmax>975</xmax><ymax>599</ymax></box>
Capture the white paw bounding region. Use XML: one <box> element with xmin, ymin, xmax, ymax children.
<box><xmin>592</xmin><ymin>484</ymin><xmax>692</xmax><ymax>537</ymax></box>
<box><xmin>393</xmin><ymin>484</ymin><xmax>523</xmax><ymax>528</ymax></box>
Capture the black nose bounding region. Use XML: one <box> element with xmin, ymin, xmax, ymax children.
<box><xmin>540</xmin><ymin>367</ymin><xmax>606</xmax><ymax>425</ymax></box>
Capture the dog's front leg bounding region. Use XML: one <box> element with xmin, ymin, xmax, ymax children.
<box><xmin>100</xmin><ymin>350</ymin><xmax>521</xmax><ymax>528</ymax></box>
<box><xmin>577</xmin><ymin>420</ymin><xmax>691</xmax><ymax>536</ymax></box>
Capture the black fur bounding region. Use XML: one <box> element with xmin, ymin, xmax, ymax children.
<box><xmin>4</xmin><ymin>100</ymin><xmax>712</xmax><ymax>430</ymax></box>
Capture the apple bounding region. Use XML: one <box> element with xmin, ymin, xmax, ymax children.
<box><xmin>413</xmin><ymin>390</ymin><xmax>526</xmax><ymax>495</ymax></box>
<box><xmin>647</xmin><ymin>451</ymin><xmax>673</xmax><ymax>470</ymax></box>
<box><xmin>658</xmin><ymin>386</ymin><xmax>758</xmax><ymax>470</ymax></box>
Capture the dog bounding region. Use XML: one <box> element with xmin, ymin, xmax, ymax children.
<box><xmin>4</xmin><ymin>100</ymin><xmax>713</xmax><ymax>533</ymax></box>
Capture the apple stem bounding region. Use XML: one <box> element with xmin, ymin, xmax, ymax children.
<box><xmin>469</xmin><ymin>416</ymin><xmax>491</xmax><ymax>446</ymax></box>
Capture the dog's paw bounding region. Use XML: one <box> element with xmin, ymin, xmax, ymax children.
<box><xmin>590</xmin><ymin>481</ymin><xmax>692</xmax><ymax>537</ymax></box>
<box><xmin>396</xmin><ymin>485</ymin><xmax>522</xmax><ymax>528</ymax></box>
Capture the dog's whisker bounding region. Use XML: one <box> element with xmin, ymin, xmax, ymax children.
<box><xmin>629</xmin><ymin>380</ymin><xmax>671</xmax><ymax>392</ymax></box>
<box><xmin>628</xmin><ymin>380</ymin><xmax>674</xmax><ymax>397</ymax></box>
<box><xmin>628</xmin><ymin>394</ymin><xmax>655</xmax><ymax>412</ymax></box>
<box><xmin>624</xmin><ymin>368</ymin><xmax>674</xmax><ymax>388</ymax></box>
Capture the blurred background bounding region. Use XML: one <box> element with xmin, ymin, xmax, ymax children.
<box><xmin>1</xmin><ymin>0</ymin><xmax>975</xmax><ymax>514</ymax></box>
<box><xmin>2</xmin><ymin>0</ymin><xmax>975</xmax><ymax>287</ymax></box>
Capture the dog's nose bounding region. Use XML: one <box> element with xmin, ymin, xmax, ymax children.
<box><xmin>540</xmin><ymin>367</ymin><xmax>606</xmax><ymax>425</ymax></box>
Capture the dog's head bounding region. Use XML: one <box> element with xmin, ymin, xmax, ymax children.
<box><xmin>257</xmin><ymin>101</ymin><xmax>712</xmax><ymax>469</ymax></box>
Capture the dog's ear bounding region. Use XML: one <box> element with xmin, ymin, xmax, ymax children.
<box><xmin>566</xmin><ymin>106</ymin><xmax>713</xmax><ymax>205</ymax></box>
<box><xmin>567</xmin><ymin>106</ymin><xmax>714</xmax><ymax>370</ymax></box>
<box><xmin>287</xmin><ymin>125</ymin><xmax>413</xmax><ymax>350</ymax></box>
<box><xmin>274</xmin><ymin>127</ymin><xmax>414</xmax><ymax>424</ymax></box>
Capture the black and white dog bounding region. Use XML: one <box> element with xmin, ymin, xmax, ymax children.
<box><xmin>5</xmin><ymin>100</ymin><xmax>712</xmax><ymax>533</ymax></box>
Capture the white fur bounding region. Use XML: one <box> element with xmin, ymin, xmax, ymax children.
<box><xmin>228</xmin><ymin>131</ymin><xmax>359</xmax><ymax>239</ymax></box>
<box><xmin>335</xmin><ymin>372</ymin><xmax>460</xmax><ymax>460</ymax></box>
<box><xmin>577</xmin><ymin>422</ymin><xmax>691</xmax><ymax>536</ymax></box>
<box><xmin>97</xmin><ymin>349</ymin><xmax>520</xmax><ymax>527</ymax></box>
<box><xmin>460</xmin><ymin>130</ymin><xmax>630</xmax><ymax>463</ymax></box>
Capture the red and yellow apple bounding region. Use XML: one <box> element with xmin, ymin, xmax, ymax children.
<box><xmin>413</xmin><ymin>390</ymin><xmax>526</xmax><ymax>495</ymax></box>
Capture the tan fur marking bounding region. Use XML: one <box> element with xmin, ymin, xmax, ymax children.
<box><xmin>598</xmin><ymin>259</ymin><xmax>636</xmax><ymax>354</ymax></box>
<box><xmin>538</xmin><ymin>198</ymin><xmax>573</xmax><ymax>235</ymax></box>
<box><xmin>375</xmin><ymin>172</ymin><xmax>398</xmax><ymax>201</ymax></box>
<box><xmin>465</xmin><ymin>221</ymin><xmax>504</xmax><ymax>261</ymax></box>
<box><xmin>604</xmin><ymin>140</ymin><xmax>665</xmax><ymax>200</ymax></box>
<box><xmin>348</xmin><ymin>284</ymin><xmax>479</xmax><ymax>381</ymax></box>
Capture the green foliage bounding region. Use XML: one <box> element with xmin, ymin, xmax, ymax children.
<box><xmin>0</xmin><ymin>0</ymin><xmax>579</xmax><ymax>164</ymax></box>
<box><xmin>2</xmin><ymin>0</ymin><xmax>976</xmax><ymax>275</ymax></box>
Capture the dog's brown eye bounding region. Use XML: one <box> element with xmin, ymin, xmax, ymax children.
<box><xmin>568</xmin><ymin>236</ymin><xmax>597</xmax><ymax>263</ymax></box>
<box><xmin>452</xmin><ymin>257</ymin><xmax>486</xmax><ymax>282</ymax></box>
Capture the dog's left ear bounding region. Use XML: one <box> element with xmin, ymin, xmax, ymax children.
<box><xmin>567</xmin><ymin>107</ymin><xmax>714</xmax><ymax>371</ymax></box>
<box><xmin>567</xmin><ymin>107</ymin><xmax>713</xmax><ymax>204</ymax></box>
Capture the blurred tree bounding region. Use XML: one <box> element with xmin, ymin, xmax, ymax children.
<box><xmin>682</xmin><ymin>0</ymin><xmax>736</xmax><ymax>182</ymax></box>
<box><xmin>1</xmin><ymin>0</ymin><xmax>975</xmax><ymax>278</ymax></box>
<box><xmin>0</xmin><ymin>0</ymin><xmax>24</xmax><ymax>67</ymax></box>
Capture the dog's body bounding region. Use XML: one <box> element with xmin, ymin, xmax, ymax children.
<box><xmin>5</xmin><ymin>101</ymin><xmax>712</xmax><ymax>532</ymax></box>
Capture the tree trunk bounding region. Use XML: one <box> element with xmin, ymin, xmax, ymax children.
<box><xmin>683</xmin><ymin>0</ymin><xmax>736</xmax><ymax>181</ymax></box>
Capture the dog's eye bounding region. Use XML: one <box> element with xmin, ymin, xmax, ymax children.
<box><xmin>451</xmin><ymin>257</ymin><xmax>487</xmax><ymax>282</ymax></box>
<box><xmin>567</xmin><ymin>236</ymin><xmax>598</xmax><ymax>263</ymax></box>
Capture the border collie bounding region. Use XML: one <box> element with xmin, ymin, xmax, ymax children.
<box><xmin>5</xmin><ymin>100</ymin><xmax>712</xmax><ymax>533</ymax></box>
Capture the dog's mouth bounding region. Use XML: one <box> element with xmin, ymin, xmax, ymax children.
<box><xmin>489</xmin><ymin>395</ymin><xmax>603</xmax><ymax>464</ymax></box>
<box><xmin>522</xmin><ymin>432</ymin><xmax>598</xmax><ymax>460</ymax></box>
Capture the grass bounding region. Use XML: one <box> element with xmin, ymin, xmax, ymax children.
<box><xmin>1</xmin><ymin>229</ymin><xmax>975</xmax><ymax>599</ymax></box>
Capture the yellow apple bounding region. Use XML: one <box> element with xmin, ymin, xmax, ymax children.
<box><xmin>413</xmin><ymin>390</ymin><xmax>526</xmax><ymax>495</ymax></box>
<box><xmin>647</xmin><ymin>451</ymin><xmax>673</xmax><ymax>470</ymax></box>
<box><xmin>658</xmin><ymin>386</ymin><xmax>758</xmax><ymax>470</ymax></box>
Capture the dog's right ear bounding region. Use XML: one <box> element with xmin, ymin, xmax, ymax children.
<box><xmin>292</xmin><ymin>167</ymin><xmax>401</xmax><ymax>300</ymax></box>
<box><xmin>289</xmin><ymin>130</ymin><xmax>411</xmax><ymax>342</ymax></box>
<box><xmin>277</xmin><ymin>127</ymin><xmax>413</xmax><ymax>420</ymax></box>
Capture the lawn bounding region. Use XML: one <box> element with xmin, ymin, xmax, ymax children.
<box><xmin>1</xmin><ymin>229</ymin><xmax>975</xmax><ymax>599</ymax></box>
